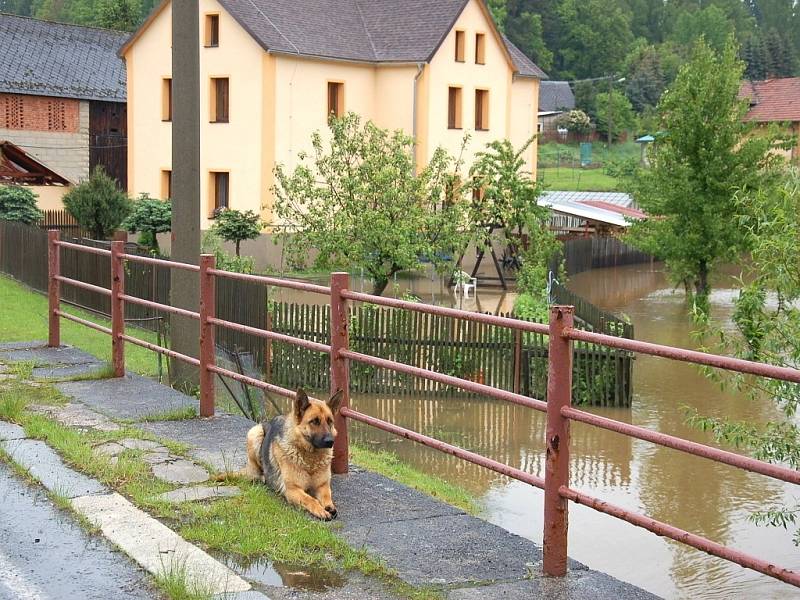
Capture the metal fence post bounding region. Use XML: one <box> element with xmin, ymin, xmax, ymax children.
<box><xmin>543</xmin><ymin>305</ymin><xmax>574</xmax><ymax>576</ymax></box>
<box><xmin>513</xmin><ymin>329</ymin><xmax>522</xmax><ymax>394</ymax></box>
<box><xmin>330</xmin><ymin>272</ymin><xmax>351</xmax><ymax>475</ymax></box>
<box><xmin>48</xmin><ymin>230</ymin><xmax>60</xmax><ymax>347</ymax></box>
<box><xmin>199</xmin><ymin>254</ymin><xmax>216</xmax><ymax>417</ymax></box>
<box><xmin>110</xmin><ymin>241</ymin><xmax>126</xmax><ymax>376</ymax></box>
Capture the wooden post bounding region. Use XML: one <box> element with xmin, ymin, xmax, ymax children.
<box><xmin>199</xmin><ymin>254</ymin><xmax>216</xmax><ymax>417</ymax></box>
<box><xmin>47</xmin><ymin>230</ymin><xmax>60</xmax><ymax>348</ymax></box>
<box><xmin>330</xmin><ymin>272</ymin><xmax>351</xmax><ymax>475</ymax></box>
<box><xmin>110</xmin><ymin>240</ymin><xmax>125</xmax><ymax>377</ymax></box>
<box><xmin>543</xmin><ymin>305</ymin><xmax>574</xmax><ymax>576</ymax></box>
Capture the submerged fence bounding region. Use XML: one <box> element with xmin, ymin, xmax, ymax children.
<box><xmin>269</xmin><ymin>301</ymin><xmax>632</xmax><ymax>406</ymax></box>
<box><xmin>0</xmin><ymin>220</ymin><xmax>633</xmax><ymax>406</ymax></box>
<box><xmin>552</xmin><ymin>236</ymin><xmax>652</xmax><ymax>276</ymax></box>
<box><xmin>40</xmin><ymin>230</ymin><xmax>800</xmax><ymax>589</ymax></box>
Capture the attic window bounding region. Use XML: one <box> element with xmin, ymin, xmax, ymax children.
<box><xmin>205</xmin><ymin>14</ymin><xmax>219</xmax><ymax>47</ymax></box>
<box><xmin>475</xmin><ymin>33</ymin><xmax>485</xmax><ymax>64</ymax></box>
<box><xmin>455</xmin><ymin>30</ymin><xmax>465</xmax><ymax>62</ymax></box>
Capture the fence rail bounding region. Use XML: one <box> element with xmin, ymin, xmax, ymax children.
<box><xmin>38</xmin><ymin>228</ymin><xmax>800</xmax><ymax>589</ymax></box>
<box><xmin>0</xmin><ymin>220</ymin><xmax>632</xmax><ymax>406</ymax></box>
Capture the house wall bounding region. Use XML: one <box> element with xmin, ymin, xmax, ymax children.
<box><xmin>124</xmin><ymin>0</ymin><xmax>542</xmax><ymax>231</ymax></box>
<box><xmin>124</xmin><ymin>1</ymin><xmax>172</xmax><ymax>199</ymax></box>
<box><xmin>424</xmin><ymin>0</ymin><xmax>535</xmax><ymax>173</ymax></box>
<box><xmin>510</xmin><ymin>77</ymin><xmax>539</xmax><ymax>178</ymax></box>
<box><xmin>31</xmin><ymin>185</ymin><xmax>70</xmax><ymax>211</ymax></box>
<box><xmin>0</xmin><ymin>93</ymin><xmax>89</xmax><ymax>183</ymax></box>
<box><xmin>272</xmin><ymin>55</ymin><xmax>377</xmax><ymax>176</ymax></box>
<box><xmin>125</xmin><ymin>0</ymin><xmax>264</xmax><ymax>229</ymax></box>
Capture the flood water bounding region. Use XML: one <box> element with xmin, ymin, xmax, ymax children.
<box><xmin>346</xmin><ymin>263</ymin><xmax>800</xmax><ymax>600</ymax></box>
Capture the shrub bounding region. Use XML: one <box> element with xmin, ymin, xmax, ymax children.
<box><xmin>63</xmin><ymin>167</ymin><xmax>130</xmax><ymax>240</ymax></box>
<box><xmin>210</xmin><ymin>208</ymin><xmax>263</xmax><ymax>257</ymax></box>
<box><xmin>603</xmin><ymin>156</ymin><xmax>639</xmax><ymax>178</ymax></box>
<box><xmin>554</xmin><ymin>110</ymin><xmax>592</xmax><ymax>135</ymax></box>
<box><xmin>0</xmin><ymin>185</ymin><xmax>42</xmax><ymax>225</ymax></box>
<box><xmin>201</xmin><ymin>231</ymin><xmax>255</xmax><ymax>273</ymax></box>
<box><xmin>122</xmin><ymin>193</ymin><xmax>171</xmax><ymax>254</ymax></box>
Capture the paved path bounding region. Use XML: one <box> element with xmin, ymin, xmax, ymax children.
<box><xmin>0</xmin><ymin>342</ymin><xmax>660</xmax><ymax>599</ymax></box>
<box><xmin>0</xmin><ymin>463</ymin><xmax>157</xmax><ymax>600</ymax></box>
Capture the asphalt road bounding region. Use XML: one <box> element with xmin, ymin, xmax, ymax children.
<box><xmin>0</xmin><ymin>463</ymin><xmax>157</xmax><ymax>600</ymax></box>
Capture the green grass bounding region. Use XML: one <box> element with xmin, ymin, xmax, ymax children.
<box><xmin>153</xmin><ymin>560</ymin><xmax>214</xmax><ymax>600</ymax></box>
<box><xmin>350</xmin><ymin>444</ymin><xmax>479</xmax><ymax>515</ymax></box>
<box><xmin>538</xmin><ymin>140</ymin><xmax>640</xmax><ymax>165</ymax></box>
<box><xmin>537</xmin><ymin>167</ymin><xmax>622</xmax><ymax>192</ymax></box>
<box><xmin>0</xmin><ymin>275</ymin><xmax>161</xmax><ymax>376</ymax></box>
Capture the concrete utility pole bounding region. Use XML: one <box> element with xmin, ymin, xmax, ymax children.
<box><xmin>170</xmin><ymin>0</ymin><xmax>201</xmax><ymax>386</ymax></box>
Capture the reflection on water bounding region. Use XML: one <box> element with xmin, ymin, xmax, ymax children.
<box><xmin>349</xmin><ymin>263</ymin><xmax>800</xmax><ymax>600</ymax></box>
<box><xmin>218</xmin><ymin>555</ymin><xmax>346</xmax><ymax>591</ymax></box>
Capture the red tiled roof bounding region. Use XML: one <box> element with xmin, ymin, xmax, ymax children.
<box><xmin>577</xmin><ymin>200</ymin><xmax>646</xmax><ymax>220</ymax></box>
<box><xmin>739</xmin><ymin>77</ymin><xmax>800</xmax><ymax>123</ymax></box>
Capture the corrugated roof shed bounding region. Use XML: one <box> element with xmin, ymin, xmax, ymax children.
<box><xmin>540</xmin><ymin>191</ymin><xmax>635</xmax><ymax>209</ymax></box>
<box><xmin>0</xmin><ymin>13</ymin><xmax>127</xmax><ymax>102</ymax></box>
<box><xmin>739</xmin><ymin>78</ymin><xmax>800</xmax><ymax>123</ymax></box>
<box><xmin>538</xmin><ymin>197</ymin><xmax>634</xmax><ymax>228</ymax></box>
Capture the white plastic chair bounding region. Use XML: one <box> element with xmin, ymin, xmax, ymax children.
<box><xmin>453</xmin><ymin>271</ymin><xmax>478</xmax><ymax>298</ymax></box>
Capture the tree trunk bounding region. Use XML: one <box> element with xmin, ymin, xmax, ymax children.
<box><xmin>151</xmin><ymin>232</ymin><xmax>160</xmax><ymax>255</ymax></box>
<box><xmin>235</xmin><ymin>240</ymin><xmax>241</xmax><ymax>257</ymax></box>
<box><xmin>372</xmin><ymin>276</ymin><xmax>389</xmax><ymax>296</ymax></box>
<box><xmin>694</xmin><ymin>262</ymin><xmax>709</xmax><ymax>298</ymax></box>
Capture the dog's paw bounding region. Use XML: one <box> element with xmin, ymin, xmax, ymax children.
<box><xmin>309</xmin><ymin>505</ymin><xmax>333</xmax><ymax>521</ymax></box>
<box><xmin>324</xmin><ymin>505</ymin><xmax>338</xmax><ymax>519</ymax></box>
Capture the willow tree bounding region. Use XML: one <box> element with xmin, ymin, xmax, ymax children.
<box><xmin>272</xmin><ymin>113</ymin><xmax>470</xmax><ymax>295</ymax></box>
<box><xmin>626</xmin><ymin>39</ymin><xmax>788</xmax><ymax>311</ymax></box>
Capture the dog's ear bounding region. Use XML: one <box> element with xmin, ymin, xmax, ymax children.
<box><xmin>327</xmin><ymin>389</ymin><xmax>344</xmax><ymax>414</ymax></box>
<box><xmin>294</xmin><ymin>388</ymin><xmax>311</xmax><ymax>420</ymax></box>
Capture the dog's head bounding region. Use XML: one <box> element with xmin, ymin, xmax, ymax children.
<box><xmin>293</xmin><ymin>388</ymin><xmax>343</xmax><ymax>450</ymax></box>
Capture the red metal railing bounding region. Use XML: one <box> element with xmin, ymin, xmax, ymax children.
<box><xmin>45</xmin><ymin>231</ymin><xmax>800</xmax><ymax>588</ymax></box>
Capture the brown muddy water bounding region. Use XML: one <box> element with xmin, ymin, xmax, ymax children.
<box><xmin>343</xmin><ymin>263</ymin><xmax>800</xmax><ymax>600</ymax></box>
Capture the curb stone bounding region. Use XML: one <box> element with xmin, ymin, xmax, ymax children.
<box><xmin>71</xmin><ymin>492</ymin><xmax>252</xmax><ymax>595</ymax></box>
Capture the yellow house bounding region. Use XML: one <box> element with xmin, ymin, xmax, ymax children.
<box><xmin>120</xmin><ymin>0</ymin><xmax>547</xmax><ymax>229</ymax></box>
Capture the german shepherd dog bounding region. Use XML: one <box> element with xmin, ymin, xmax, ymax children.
<box><xmin>238</xmin><ymin>388</ymin><xmax>343</xmax><ymax>520</ymax></box>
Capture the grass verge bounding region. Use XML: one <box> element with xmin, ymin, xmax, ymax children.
<box><xmin>0</xmin><ymin>275</ymin><xmax>160</xmax><ymax>376</ymax></box>
<box><xmin>153</xmin><ymin>560</ymin><xmax>214</xmax><ymax>600</ymax></box>
<box><xmin>350</xmin><ymin>444</ymin><xmax>479</xmax><ymax>515</ymax></box>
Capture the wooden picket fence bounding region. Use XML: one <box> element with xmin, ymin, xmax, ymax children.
<box><xmin>268</xmin><ymin>301</ymin><xmax>634</xmax><ymax>406</ymax></box>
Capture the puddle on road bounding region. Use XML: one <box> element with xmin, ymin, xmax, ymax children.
<box><xmin>218</xmin><ymin>555</ymin><xmax>346</xmax><ymax>591</ymax></box>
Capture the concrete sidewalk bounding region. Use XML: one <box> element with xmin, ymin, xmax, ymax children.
<box><xmin>0</xmin><ymin>341</ymin><xmax>659</xmax><ymax>599</ymax></box>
